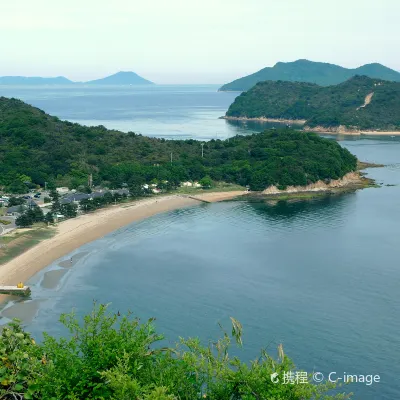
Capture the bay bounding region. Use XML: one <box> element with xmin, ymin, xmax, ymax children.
<box><xmin>1</xmin><ymin>84</ymin><xmax>399</xmax><ymax>399</ymax></box>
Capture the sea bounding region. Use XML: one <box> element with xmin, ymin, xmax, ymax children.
<box><xmin>1</xmin><ymin>84</ymin><xmax>399</xmax><ymax>399</ymax></box>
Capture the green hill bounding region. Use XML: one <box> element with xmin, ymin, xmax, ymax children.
<box><xmin>0</xmin><ymin>97</ymin><xmax>356</xmax><ymax>192</ymax></box>
<box><xmin>219</xmin><ymin>59</ymin><xmax>400</xmax><ymax>91</ymax></box>
<box><xmin>225</xmin><ymin>76</ymin><xmax>400</xmax><ymax>131</ymax></box>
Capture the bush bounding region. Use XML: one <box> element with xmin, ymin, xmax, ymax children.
<box><xmin>0</xmin><ymin>304</ymin><xmax>351</xmax><ymax>399</ymax></box>
<box><xmin>199</xmin><ymin>176</ymin><xmax>213</xmax><ymax>189</ymax></box>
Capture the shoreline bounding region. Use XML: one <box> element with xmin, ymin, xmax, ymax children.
<box><xmin>304</xmin><ymin>125</ymin><xmax>400</xmax><ymax>136</ymax></box>
<box><xmin>259</xmin><ymin>171</ymin><xmax>374</xmax><ymax>199</ymax></box>
<box><xmin>0</xmin><ymin>166</ymin><xmax>377</xmax><ymax>304</ymax></box>
<box><xmin>220</xmin><ymin>116</ymin><xmax>307</xmax><ymax>124</ymax></box>
<box><xmin>221</xmin><ymin>116</ymin><xmax>400</xmax><ymax>135</ymax></box>
<box><xmin>0</xmin><ymin>192</ymin><xmax>245</xmax><ymax>303</ymax></box>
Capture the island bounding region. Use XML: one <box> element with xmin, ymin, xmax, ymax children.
<box><xmin>219</xmin><ymin>59</ymin><xmax>400</xmax><ymax>92</ymax></box>
<box><xmin>0</xmin><ymin>76</ymin><xmax>74</xmax><ymax>85</ymax></box>
<box><xmin>0</xmin><ymin>71</ymin><xmax>153</xmax><ymax>85</ymax></box>
<box><xmin>223</xmin><ymin>76</ymin><xmax>400</xmax><ymax>134</ymax></box>
<box><xmin>85</xmin><ymin>71</ymin><xmax>154</xmax><ymax>85</ymax></box>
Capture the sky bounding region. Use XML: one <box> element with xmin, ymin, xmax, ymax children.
<box><xmin>1</xmin><ymin>0</ymin><xmax>399</xmax><ymax>84</ymax></box>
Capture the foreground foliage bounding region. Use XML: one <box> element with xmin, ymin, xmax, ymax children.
<box><xmin>0</xmin><ymin>304</ymin><xmax>351</xmax><ymax>399</ymax></box>
<box><xmin>0</xmin><ymin>97</ymin><xmax>356</xmax><ymax>192</ymax></box>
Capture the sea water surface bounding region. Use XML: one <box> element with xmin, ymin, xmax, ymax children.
<box><xmin>1</xmin><ymin>85</ymin><xmax>399</xmax><ymax>399</ymax></box>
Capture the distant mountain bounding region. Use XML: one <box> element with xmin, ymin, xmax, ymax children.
<box><xmin>219</xmin><ymin>60</ymin><xmax>400</xmax><ymax>91</ymax></box>
<box><xmin>85</xmin><ymin>71</ymin><xmax>154</xmax><ymax>85</ymax></box>
<box><xmin>0</xmin><ymin>71</ymin><xmax>154</xmax><ymax>86</ymax></box>
<box><xmin>0</xmin><ymin>76</ymin><xmax>73</xmax><ymax>85</ymax></box>
<box><xmin>224</xmin><ymin>75</ymin><xmax>400</xmax><ymax>131</ymax></box>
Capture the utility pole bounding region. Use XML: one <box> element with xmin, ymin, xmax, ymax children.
<box><xmin>170</xmin><ymin>152</ymin><xmax>173</xmax><ymax>165</ymax></box>
<box><xmin>201</xmin><ymin>143</ymin><xmax>204</xmax><ymax>158</ymax></box>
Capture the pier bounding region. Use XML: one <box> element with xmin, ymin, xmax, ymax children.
<box><xmin>0</xmin><ymin>285</ymin><xmax>31</xmax><ymax>297</ymax></box>
<box><xmin>179</xmin><ymin>194</ymin><xmax>211</xmax><ymax>203</ymax></box>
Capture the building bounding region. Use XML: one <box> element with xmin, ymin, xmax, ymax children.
<box><xmin>181</xmin><ymin>181</ymin><xmax>193</xmax><ymax>187</ymax></box>
<box><xmin>56</xmin><ymin>187</ymin><xmax>70</xmax><ymax>194</ymax></box>
<box><xmin>60</xmin><ymin>189</ymin><xmax>129</xmax><ymax>205</ymax></box>
<box><xmin>6</xmin><ymin>200</ymin><xmax>38</xmax><ymax>216</ymax></box>
<box><xmin>6</xmin><ymin>205</ymin><xmax>24</xmax><ymax>216</ymax></box>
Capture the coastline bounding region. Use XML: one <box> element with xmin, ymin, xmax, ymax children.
<box><xmin>0</xmin><ymin>192</ymin><xmax>245</xmax><ymax>303</ymax></box>
<box><xmin>304</xmin><ymin>125</ymin><xmax>400</xmax><ymax>136</ymax></box>
<box><xmin>220</xmin><ymin>116</ymin><xmax>307</xmax><ymax>124</ymax></box>
<box><xmin>260</xmin><ymin>171</ymin><xmax>373</xmax><ymax>198</ymax></box>
<box><xmin>0</xmin><ymin>165</ymin><xmax>377</xmax><ymax>304</ymax></box>
<box><xmin>221</xmin><ymin>116</ymin><xmax>400</xmax><ymax>135</ymax></box>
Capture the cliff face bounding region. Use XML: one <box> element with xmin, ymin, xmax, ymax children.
<box><xmin>262</xmin><ymin>172</ymin><xmax>362</xmax><ymax>195</ymax></box>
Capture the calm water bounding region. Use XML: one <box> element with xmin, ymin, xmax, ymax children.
<box><xmin>1</xmin><ymin>85</ymin><xmax>400</xmax><ymax>399</ymax></box>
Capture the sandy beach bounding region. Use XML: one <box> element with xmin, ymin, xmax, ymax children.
<box><xmin>0</xmin><ymin>192</ymin><xmax>245</xmax><ymax>301</ymax></box>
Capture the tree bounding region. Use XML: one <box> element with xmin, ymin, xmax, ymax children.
<box><xmin>26</xmin><ymin>206</ymin><xmax>44</xmax><ymax>223</ymax></box>
<box><xmin>49</xmin><ymin>189</ymin><xmax>61</xmax><ymax>212</ymax></box>
<box><xmin>7</xmin><ymin>197</ymin><xmax>25</xmax><ymax>207</ymax></box>
<box><xmin>128</xmin><ymin>184</ymin><xmax>144</xmax><ymax>198</ymax></box>
<box><xmin>199</xmin><ymin>175</ymin><xmax>213</xmax><ymax>188</ymax></box>
<box><xmin>15</xmin><ymin>213</ymin><xmax>33</xmax><ymax>227</ymax></box>
<box><xmin>60</xmin><ymin>203</ymin><xmax>78</xmax><ymax>218</ymax></box>
<box><xmin>5</xmin><ymin>180</ymin><xmax>26</xmax><ymax>194</ymax></box>
<box><xmin>45</xmin><ymin>212</ymin><xmax>54</xmax><ymax>224</ymax></box>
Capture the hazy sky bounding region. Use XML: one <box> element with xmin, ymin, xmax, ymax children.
<box><xmin>1</xmin><ymin>0</ymin><xmax>398</xmax><ymax>83</ymax></box>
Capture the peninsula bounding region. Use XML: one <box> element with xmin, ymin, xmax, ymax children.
<box><xmin>224</xmin><ymin>76</ymin><xmax>400</xmax><ymax>134</ymax></box>
<box><xmin>0</xmin><ymin>96</ymin><xmax>357</xmax><ymax>192</ymax></box>
<box><xmin>219</xmin><ymin>59</ymin><xmax>400</xmax><ymax>91</ymax></box>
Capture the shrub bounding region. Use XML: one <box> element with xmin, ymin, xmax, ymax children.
<box><xmin>0</xmin><ymin>304</ymin><xmax>351</xmax><ymax>399</ymax></box>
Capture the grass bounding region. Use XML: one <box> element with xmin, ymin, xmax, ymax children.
<box><xmin>0</xmin><ymin>225</ymin><xmax>55</xmax><ymax>265</ymax></box>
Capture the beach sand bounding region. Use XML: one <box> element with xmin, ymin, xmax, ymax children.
<box><xmin>0</xmin><ymin>192</ymin><xmax>245</xmax><ymax>302</ymax></box>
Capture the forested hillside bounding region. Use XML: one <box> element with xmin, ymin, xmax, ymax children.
<box><xmin>219</xmin><ymin>59</ymin><xmax>400</xmax><ymax>91</ymax></box>
<box><xmin>0</xmin><ymin>97</ymin><xmax>356</xmax><ymax>192</ymax></box>
<box><xmin>225</xmin><ymin>76</ymin><xmax>400</xmax><ymax>131</ymax></box>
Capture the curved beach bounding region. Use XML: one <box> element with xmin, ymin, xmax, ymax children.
<box><xmin>0</xmin><ymin>192</ymin><xmax>245</xmax><ymax>302</ymax></box>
